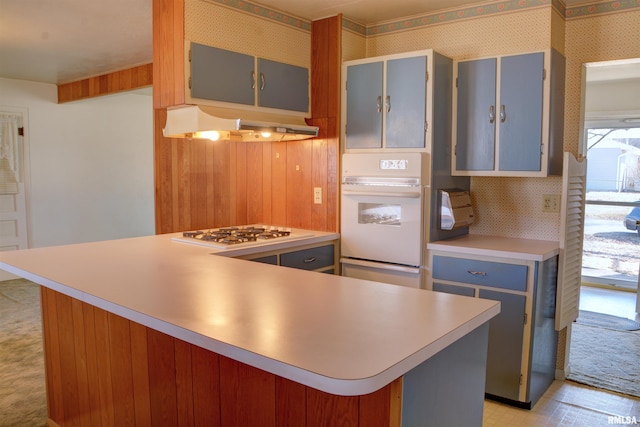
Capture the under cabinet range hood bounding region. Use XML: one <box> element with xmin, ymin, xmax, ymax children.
<box><xmin>163</xmin><ymin>105</ymin><xmax>319</xmax><ymax>142</ymax></box>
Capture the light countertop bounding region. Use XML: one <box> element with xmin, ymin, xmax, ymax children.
<box><xmin>0</xmin><ymin>231</ymin><xmax>499</xmax><ymax>396</ymax></box>
<box><xmin>428</xmin><ymin>234</ymin><xmax>560</xmax><ymax>261</ymax></box>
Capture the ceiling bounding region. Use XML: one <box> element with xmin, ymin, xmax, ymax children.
<box><xmin>0</xmin><ymin>0</ymin><xmax>637</xmax><ymax>86</ymax></box>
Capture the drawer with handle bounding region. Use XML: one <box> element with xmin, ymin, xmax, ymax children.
<box><xmin>281</xmin><ymin>245</ymin><xmax>335</xmax><ymax>271</ymax></box>
<box><xmin>432</xmin><ymin>255</ymin><xmax>527</xmax><ymax>291</ymax></box>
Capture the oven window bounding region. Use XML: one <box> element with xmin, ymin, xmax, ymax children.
<box><xmin>358</xmin><ymin>203</ymin><xmax>401</xmax><ymax>226</ymax></box>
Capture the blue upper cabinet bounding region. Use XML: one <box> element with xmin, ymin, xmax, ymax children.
<box><xmin>189</xmin><ymin>42</ymin><xmax>309</xmax><ymax>114</ymax></box>
<box><xmin>343</xmin><ymin>52</ymin><xmax>436</xmax><ymax>151</ymax></box>
<box><xmin>345</xmin><ymin>61</ymin><xmax>384</xmax><ymax>149</ymax></box>
<box><xmin>190</xmin><ymin>43</ymin><xmax>255</xmax><ymax>105</ymax></box>
<box><xmin>257</xmin><ymin>59</ymin><xmax>309</xmax><ymax>112</ymax></box>
<box><xmin>453</xmin><ymin>49</ymin><xmax>565</xmax><ymax>177</ymax></box>
<box><xmin>455</xmin><ymin>58</ymin><xmax>497</xmax><ymax>171</ymax></box>
<box><xmin>385</xmin><ymin>56</ymin><xmax>428</xmax><ymax>149</ymax></box>
<box><xmin>499</xmin><ymin>53</ymin><xmax>544</xmax><ymax>172</ymax></box>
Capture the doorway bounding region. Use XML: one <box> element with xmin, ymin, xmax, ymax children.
<box><xmin>0</xmin><ymin>108</ymin><xmax>30</xmax><ymax>281</ymax></box>
<box><xmin>580</xmin><ymin>57</ymin><xmax>640</xmax><ymax>303</ymax></box>
<box><xmin>567</xmin><ymin>59</ymin><xmax>640</xmax><ymax>398</ymax></box>
<box><xmin>582</xmin><ymin>126</ymin><xmax>640</xmax><ymax>292</ymax></box>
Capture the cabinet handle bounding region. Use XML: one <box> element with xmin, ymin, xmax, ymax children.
<box><xmin>251</xmin><ymin>71</ymin><xmax>256</xmax><ymax>89</ymax></box>
<box><xmin>303</xmin><ymin>257</ymin><xmax>317</xmax><ymax>263</ymax></box>
<box><xmin>385</xmin><ymin>95</ymin><xmax>391</xmax><ymax>112</ymax></box>
<box><xmin>500</xmin><ymin>105</ymin><xmax>506</xmax><ymax>122</ymax></box>
<box><xmin>489</xmin><ymin>105</ymin><xmax>495</xmax><ymax>124</ymax></box>
<box><xmin>467</xmin><ymin>270</ymin><xmax>487</xmax><ymax>276</ymax></box>
<box><xmin>260</xmin><ymin>72</ymin><xmax>265</xmax><ymax>91</ymax></box>
<box><xmin>376</xmin><ymin>96</ymin><xmax>382</xmax><ymax>113</ymax></box>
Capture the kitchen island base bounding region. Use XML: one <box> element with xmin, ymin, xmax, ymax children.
<box><xmin>40</xmin><ymin>286</ymin><xmax>490</xmax><ymax>427</ymax></box>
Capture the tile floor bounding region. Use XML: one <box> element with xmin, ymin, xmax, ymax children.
<box><xmin>483</xmin><ymin>380</ymin><xmax>640</xmax><ymax>426</ymax></box>
<box><xmin>483</xmin><ymin>286</ymin><xmax>640</xmax><ymax>426</ymax></box>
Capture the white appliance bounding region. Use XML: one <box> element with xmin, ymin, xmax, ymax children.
<box><xmin>340</xmin><ymin>152</ymin><xmax>430</xmax><ymax>289</ymax></box>
<box><xmin>172</xmin><ymin>225</ymin><xmax>313</xmax><ymax>250</ymax></box>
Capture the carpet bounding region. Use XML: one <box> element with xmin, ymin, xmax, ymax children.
<box><xmin>576</xmin><ymin>310</ymin><xmax>640</xmax><ymax>331</ymax></box>
<box><xmin>568</xmin><ymin>321</ymin><xmax>640</xmax><ymax>398</ymax></box>
<box><xmin>0</xmin><ymin>279</ymin><xmax>47</xmax><ymax>427</ymax></box>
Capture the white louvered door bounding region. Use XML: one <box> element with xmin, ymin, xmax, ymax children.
<box><xmin>0</xmin><ymin>110</ymin><xmax>29</xmax><ymax>281</ymax></box>
<box><xmin>555</xmin><ymin>152</ymin><xmax>587</xmax><ymax>331</ymax></box>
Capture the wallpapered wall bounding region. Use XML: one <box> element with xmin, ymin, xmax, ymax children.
<box><xmin>185</xmin><ymin>0</ymin><xmax>640</xmax><ymax>242</ymax></box>
<box><xmin>186</xmin><ymin>0</ymin><xmax>310</xmax><ymax>68</ymax></box>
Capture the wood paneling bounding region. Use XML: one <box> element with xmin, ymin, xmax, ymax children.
<box><xmin>55</xmin><ymin>293</ymin><xmax>80</xmax><ymax>426</ymax></box>
<box><xmin>311</xmin><ymin>16</ymin><xmax>342</xmax><ymax>122</ymax></box>
<box><xmin>147</xmin><ymin>329</ymin><xmax>178</xmax><ymax>425</ymax></box>
<box><xmin>41</xmin><ymin>287</ymin><xmax>400</xmax><ymax>426</ymax></box>
<box><xmin>275</xmin><ymin>377</ymin><xmax>306</xmax><ymax>427</ymax></box>
<box><xmin>175</xmin><ymin>339</ymin><xmax>195</xmax><ymax>426</ymax></box>
<box><xmin>219</xmin><ymin>356</ymin><xmax>277</xmax><ymax>426</ymax></box>
<box><xmin>152</xmin><ymin>10</ymin><xmax>342</xmax><ymax>234</ymax></box>
<box><xmin>130</xmin><ymin>322</ymin><xmax>152</xmax><ymax>426</ymax></box>
<box><xmin>153</xmin><ymin>0</ymin><xmax>185</xmax><ymax>109</ymax></box>
<box><xmin>57</xmin><ymin>64</ymin><xmax>152</xmax><ymax>103</ymax></box>
<box><xmin>191</xmin><ymin>345</ymin><xmax>221</xmax><ymax>426</ymax></box>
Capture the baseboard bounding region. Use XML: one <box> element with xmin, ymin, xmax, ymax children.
<box><xmin>485</xmin><ymin>393</ymin><xmax>532</xmax><ymax>410</ymax></box>
<box><xmin>555</xmin><ymin>368</ymin><xmax>568</xmax><ymax>380</ymax></box>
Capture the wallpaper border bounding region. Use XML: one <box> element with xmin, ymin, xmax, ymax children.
<box><xmin>202</xmin><ymin>0</ymin><xmax>640</xmax><ymax>35</ymax></box>
<box><xmin>203</xmin><ymin>0</ymin><xmax>312</xmax><ymax>31</ymax></box>
<box><xmin>355</xmin><ymin>0</ymin><xmax>563</xmax><ymax>36</ymax></box>
<box><xmin>565</xmin><ymin>0</ymin><xmax>640</xmax><ymax>20</ymax></box>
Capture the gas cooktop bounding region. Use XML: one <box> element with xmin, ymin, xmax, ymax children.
<box><xmin>171</xmin><ymin>225</ymin><xmax>313</xmax><ymax>250</ymax></box>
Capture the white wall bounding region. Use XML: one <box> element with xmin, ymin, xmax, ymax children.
<box><xmin>0</xmin><ymin>77</ymin><xmax>155</xmax><ymax>248</ymax></box>
<box><xmin>585</xmin><ymin>79</ymin><xmax>640</xmax><ymax>119</ymax></box>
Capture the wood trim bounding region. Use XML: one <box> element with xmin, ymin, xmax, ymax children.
<box><xmin>310</xmin><ymin>15</ymin><xmax>342</xmax><ymax>232</ymax></box>
<box><xmin>57</xmin><ymin>63</ymin><xmax>153</xmax><ymax>103</ymax></box>
<box><xmin>311</xmin><ymin>15</ymin><xmax>342</xmax><ymax>123</ymax></box>
<box><xmin>153</xmin><ymin>0</ymin><xmax>185</xmax><ymax>108</ymax></box>
<box><xmin>40</xmin><ymin>286</ymin><xmax>400</xmax><ymax>426</ymax></box>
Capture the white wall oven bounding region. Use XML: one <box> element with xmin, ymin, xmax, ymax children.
<box><xmin>340</xmin><ymin>152</ymin><xmax>430</xmax><ymax>288</ymax></box>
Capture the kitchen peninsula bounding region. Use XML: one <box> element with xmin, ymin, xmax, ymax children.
<box><xmin>0</xmin><ymin>232</ymin><xmax>499</xmax><ymax>426</ymax></box>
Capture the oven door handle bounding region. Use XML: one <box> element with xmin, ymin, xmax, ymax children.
<box><xmin>340</xmin><ymin>258</ymin><xmax>421</xmax><ymax>274</ymax></box>
<box><xmin>341</xmin><ymin>189</ymin><xmax>421</xmax><ymax>198</ymax></box>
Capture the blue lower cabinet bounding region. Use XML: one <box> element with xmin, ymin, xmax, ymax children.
<box><xmin>478</xmin><ymin>289</ymin><xmax>526</xmax><ymax>402</ymax></box>
<box><xmin>243</xmin><ymin>243</ymin><xmax>337</xmax><ymax>274</ymax></box>
<box><xmin>431</xmin><ymin>254</ymin><xmax>558</xmax><ymax>409</ymax></box>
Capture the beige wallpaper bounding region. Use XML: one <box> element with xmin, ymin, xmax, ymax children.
<box><xmin>366</xmin><ymin>7</ymin><xmax>552</xmax><ymax>60</ymax></box>
<box><xmin>185</xmin><ymin>0</ymin><xmax>310</xmax><ymax>67</ymax></box>
<box><xmin>342</xmin><ymin>29</ymin><xmax>366</xmax><ymax>62</ymax></box>
<box><xmin>564</xmin><ymin>9</ymin><xmax>640</xmax><ymax>156</ymax></box>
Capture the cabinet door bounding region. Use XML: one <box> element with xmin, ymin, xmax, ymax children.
<box><xmin>250</xmin><ymin>255</ymin><xmax>278</xmax><ymax>265</ymax></box>
<box><xmin>345</xmin><ymin>62</ymin><xmax>384</xmax><ymax>149</ymax></box>
<box><xmin>190</xmin><ymin>43</ymin><xmax>255</xmax><ymax>105</ymax></box>
<box><xmin>432</xmin><ymin>282</ymin><xmax>475</xmax><ymax>297</ymax></box>
<box><xmin>498</xmin><ymin>53</ymin><xmax>544</xmax><ymax>172</ymax></box>
<box><xmin>479</xmin><ymin>289</ymin><xmax>526</xmax><ymax>401</ymax></box>
<box><xmin>257</xmin><ymin>59</ymin><xmax>309</xmax><ymax>112</ymax></box>
<box><xmin>385</xmin><ymin>56</ymin><xmax>427</xmax><ymax>149</ymax></box>
<box><xmin>455</xmin><ymin>58</ymin><xmax>496</xmax><ymax>171</ymax></box>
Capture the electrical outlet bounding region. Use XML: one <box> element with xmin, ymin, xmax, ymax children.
<box><xmin>542</xmin><ymin>194</ymin><xmax>560</xmax><ymax>213</ymax></box>
<box><xmin>314</xmin><ymin>187</ymin><xmax>322</xmax><ymax>204</ymax></box>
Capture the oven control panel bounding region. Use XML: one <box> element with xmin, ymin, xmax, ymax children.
<box><xmin>379</xmin><ymin>159</ymin><xmax>409</xmax><ymax>170</ymax></box>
